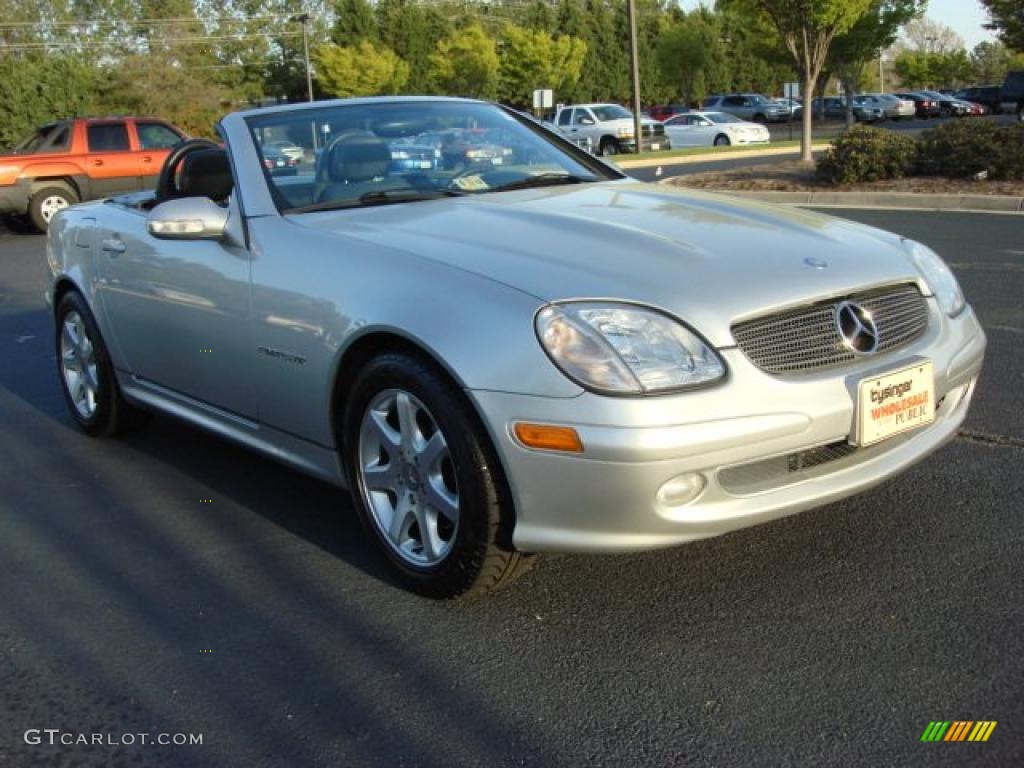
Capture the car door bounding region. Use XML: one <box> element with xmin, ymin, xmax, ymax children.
<box><xmin>574</xmin><ymin>108</ymin><xmax>598</xmax><ymax>142</ymax></box>
<box><xmin>94</xmin><ymin>195</ymin><xmax>256</xmax><ymax>418</ymax></box>
<box><xmin>664</xmin><ymin>116</ymin><xmax>695</xmax><ymax>146</ymax></box>
<box><xmin>84</xmin><ymin>121</ymin><xmax>143</xmax><ymax>197</ymax></box>
<box><xmin>133</xmin><ymin>120</ymin><xmax>186</xmax><ymax>190</ymax></box>
<box><xmin>721</xmin><ymin>96</ymin><xmax>746</xmax><ymax>120</ymax></box>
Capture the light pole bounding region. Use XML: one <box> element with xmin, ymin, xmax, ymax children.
<box><xmin>878</xmin><ymin>49</ymin><xmax>885</xmax><ymax>93</ymax></box>
<box><xmin>626</xmin><ymin>0</ymin><xmax>642</xmax><ymax>156</ymax></box>
<box><xmin>291</xmin><ymin>12</ymin><xmax>314</xmax><ymax>103</ymax></box>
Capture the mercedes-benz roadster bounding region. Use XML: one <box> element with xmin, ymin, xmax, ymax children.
<box><xmin>46</xmin><ymin>98</ymin><xmax>986</xmax><ymax>597</ymax></box>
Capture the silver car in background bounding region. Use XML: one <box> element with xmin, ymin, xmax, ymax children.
<box><xmin>46</xmin><ymin>97</ymin><xmax>986</xmax><ymax>598</ymax></box>
<box><xmin>858</xmin><ymin>94</ymin><xmax>917</xmax><ymax>120</ymax></box>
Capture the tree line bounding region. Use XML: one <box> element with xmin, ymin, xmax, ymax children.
<box><xmin>0</xmin><ymin>0</ymin><xmax>1022</xmax><ymax>148</ymax></box>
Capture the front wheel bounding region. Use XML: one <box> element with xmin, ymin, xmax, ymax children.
<box><xmin>343</xmin><ymin>352</ymin><xmax>533</xmax><ymax>598</ymax></box>
<box><xmin>713</xmin><ymin>134</ymin><xmax>731</xmax><ymax>147</ymax></box>
<box><xmin>599</xmin><ymin>137</ymin><xmax>619</xmax><ymax>156</ymax></box>
<box><xmin>29</xmin><ymin>185</ymin><xmax>78</xmax><ymax>232</ymax></box>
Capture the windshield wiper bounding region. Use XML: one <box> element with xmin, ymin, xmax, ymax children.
<box><xmin>486</xmin><ymin>173</ymin><xmax>595</xmax><ymax>193</ymax></box>
<box><xmin>289</xmin><ymin>187</ymin><xmax>465</xmax><ymax>214</ymax></box>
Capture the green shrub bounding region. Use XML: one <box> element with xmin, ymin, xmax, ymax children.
<box><xmin>916</xmin><ymin>120</ymin><xmax>1024</xmax><ymax>180</ymax></box>
<box><xmin>816</xmin><ymin>126</ymin><xmax>917</xmax><ymax>184</ymax></box>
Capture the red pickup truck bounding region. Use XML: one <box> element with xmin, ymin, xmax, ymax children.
<box><xmin>0</xmin><ymin>117</ymin><xmax>186</xmax><ymax>232</ymax></box>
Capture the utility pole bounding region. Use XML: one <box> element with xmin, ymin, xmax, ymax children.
<box><xmin>291</xmin><ymin>12</ymin><xmax>314</xmax><ymax>103</ymax></box>
<box><xmin>879</xmin><ymin>49</ymin><xmax>884</xmax><ymax>93</ymax></box>
<box><xmin>626</xmin><ymin>0</ymin><xmax>642</xmax><ymax>156</ymax></box>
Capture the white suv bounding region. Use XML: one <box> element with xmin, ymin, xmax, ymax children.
<box><xmin>554</xmin><ymin>104</ymin><xmax>668</xmax><ymax>156</ymax></box>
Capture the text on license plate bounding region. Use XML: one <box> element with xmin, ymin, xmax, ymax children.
<box><xmin>856</xmin><ymin>361</ymin><xmax>935</xmax><ymax>446</ymax></box>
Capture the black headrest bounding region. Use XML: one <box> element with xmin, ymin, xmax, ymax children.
<box><xmin>179</xmin><ymin>148</ymin><xmax>233</xmax><ymax>201</ymax></box>
<box><xmin>325</xmin><ymin>132</ymin><xmax>391</xmax><ymax>184</ymax></box>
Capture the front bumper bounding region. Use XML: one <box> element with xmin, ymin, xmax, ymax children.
<box><xmin>0</xmin><ymin>181</ymin><xmax>30</xmax><ymax>215</ymax></box>
<box><xmin>471</xmin><ymin>301</ymin><xmax>986</xmax><ymax>553</ymax></box>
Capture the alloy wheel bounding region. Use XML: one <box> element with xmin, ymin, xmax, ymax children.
<box><xmin>358</xmin><ymin>389</ymin><xmax>459</xmax><ymax>567</ymax></box>
<box><xmin>40</xmin><ymin>195</ymin><xmax>70</xmax><ymax>222</ymax></box>
<box><xmin>60</xmin><ymin>310</ymin><xmax>99</xmax><ymax>419</ymax></box>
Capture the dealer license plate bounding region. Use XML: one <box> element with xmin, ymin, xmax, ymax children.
<box><xmin>856</xmin><ymin>361</ymin><xmax>935</xmax><ymax>446</ymax></box>
<box><xmin>651</xmin><ymin>143</ymin><xmax>660</xmax><ymax>151</ymax></box>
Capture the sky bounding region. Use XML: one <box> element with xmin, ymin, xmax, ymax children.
<box><xmin>678</xmin><ymin>0</ymin><xmax>997</xmax><ymax>50</ymax></box>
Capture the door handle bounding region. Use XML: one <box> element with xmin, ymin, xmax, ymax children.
<box><xmin>141</xmin><ymin>156</ymin><xmax>153</xmax><ymax>163</ymax></box>
<box><xmin>101</xmin><ymin>238</ymin><xmax>126</xmax><ymax>255</ymax></box>
<box><xmin>91</xmin><ymin>159</ymin><xmax>104</xmax><ymax>166</ymax></box>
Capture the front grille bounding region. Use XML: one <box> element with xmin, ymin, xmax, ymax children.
<box><xmin>642</xmin><ymin>124</ymin><xmax>666</xmax><ymax>137</ymax></box>
<box><xmin>731</xmin><ymin>283</ymin><xmax>929</xmax><ymax>375</ymax></box>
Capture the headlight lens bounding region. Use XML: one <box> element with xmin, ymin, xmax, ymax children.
<box><xmin>904</xmin><ymin>240</ymin><xmax>964</xmax><ymax>316</ymax></box>
<box><xmin>616</xmin><ymin>127</ymin><xmax>634</xmax><ymax>138</ymax></box>
<box><xmin>536</xmin><ymin>303</ymin><xmax>726</xmax><ymax>394</ymax></box>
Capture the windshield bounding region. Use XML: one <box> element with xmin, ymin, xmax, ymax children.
<box><xmin>246</xmin><ymin>100</ymin><xmax>614</xmax><ymax>214</ymax></box>
<box><xmin>591</xmin><ymin>104</ymin><xmax>633</xmax><ymax>121</ymax></box>
<box><xmin>706</xmin><ymin>113</ymin><xmax>743</xmax><ymax>124</ymax></box>
<box><xmin>10</xmin><ymin>123</ymin><xmax>71</xmax><ymax>155</ymax></box>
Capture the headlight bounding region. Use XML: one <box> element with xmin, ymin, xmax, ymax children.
<box><xmin>617</xmin><ymin>127</ymin><xmax>635</xmax><ymax>138</ymax></box>
<box><xmin>903</xmin><ymin>240</ymin><xmax>965</xmax><ymax>317</ymax></box>
<box><xmin>535</xmin><ymin>302</ymin><xmax>726</xmax><ymax>394</ymax></box>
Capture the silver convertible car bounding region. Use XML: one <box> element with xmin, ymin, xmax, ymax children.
<box><xmin>46</xmin><ymin>97</ymin><xmax>986</xmax><ymax>597</ymax></box>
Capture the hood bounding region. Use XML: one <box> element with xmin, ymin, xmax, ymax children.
<box><xmin>295</xmin><ymin>180</ymin><xmax>924</xmax><ymax>347</ymax></box>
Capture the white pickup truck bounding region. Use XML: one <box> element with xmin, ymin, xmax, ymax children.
<box><xmin>553</xmin><ymin>103</ymin><xmax>669</xmax><ymax>156</ymax></box>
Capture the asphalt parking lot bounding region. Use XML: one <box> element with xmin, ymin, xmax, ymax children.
<box><xmin>0</xmin><ymin>209</ymin><xmax>1021</xmax><ymax>767</ymax></box>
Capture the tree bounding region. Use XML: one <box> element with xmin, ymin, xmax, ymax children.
<box><xmin>723</xmin><ymin>0</ymin><xmax>874</xmax><ymax>163</ymax></box>
<box><xmin>428</xmin><ymin>24</ymin><xmax>500</xmax><ymax>99</ymax></box>
<box><xmin>656</xmin><ymin>20</ymin><xmax>709</xmax><ymax>105</ymax></box>
<box><xmin>827</xmin><ymin>0</ymin><xmax>924</xmax><ymax>125</ymax></box>
<box><xmin>331</xmin><ymin>0</ymin><xmax>377</xmax><ymax>46</ymax></box>
<box><xmin>980</xmin><ymin>0</ymin><xmax>1024</xmax><ymax>52</ymax></box>
<box><xmin>901</xmin><ymin>16</ymin><xmax>965</xmax><ymax>53</ymax></box>
<box><xmin>314</xmin><ymin>40</ymin><xmax>410</xmax><ymax>98</ymax></box>
<box><xmin>971</xmin><ymin>40</ymin><xmax>1024</xmax><ymax>83</ymax></box>
<box><xmin>0</xmin><ymin>55</ymin><xmax>101</xmax><ymax>147</ymax></box>
<box><xmin>498</xmin><ymin>24</ymin><xmax>587</xmax><ymax>106</ymax></box>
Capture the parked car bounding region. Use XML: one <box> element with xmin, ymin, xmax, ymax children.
<box><xmin>952</xmin><ymin>85</ymin><xmax>1002</xmax><ymax>114</ymax></box>
<box><xmin>917</xmin><ymin>91</ymin><xmax>971</xmax><ymax>117</ymax></box>
<box><xmin>810</xmin><ymin>97</ymin><xmax>885</xmax><ymax>122</ymax></box>
<box><xmin>663</xmin><ymin>111</ymin><xmax>770</xmax><ymax>147</ymax></box>
<box><xmin>1001</xmin><ymin>70</ymin><xmax>1024</xmax><ymax>119</ymax></box>
<box><xmin>0</xmin><ymin>116</ymin><xmax>186</xmax><ymax>231</ymax></box>
<box><xmin>702</xmin><ymin>94</ymin><xmax>789</xmax><ymax>123</ymax></box>
<box><xmin>648</xmin><ymin>104</ymin><xmax>692</xmax><ymax>122</ymax></box>
<box><xmin>46</xmin><ymin>97</ymin><xmax>985</xmax><ymax>598</ymax></box>
<box><xmin>554</xmin><ymin>103</ymin><xmax>668</xmax><ymax>155</ymax></box>
<box><xmin>409</xmin><ymin>128</ymin><xmax>513</xmax><ymax>170</ymax></box>
<box><xmin>264</xmin><ymin>140</ymin><xmax>305</xmax><ymax>162</ymax></box>
<box><xmin>772</xmin><ymin>97</ymin><xmax>803</xmax><ymax>118</ymax></box>
<box><xmin>895</xmin><ymin>92</ymin><xmax>942</xmax><ymax>119</ymax></box>
<box><xmin>857</xmin><ymin>93</ymin><xmax>916</xmax><ymax>120</ymax></box>
<box><xmin>261</xmin><ymin>145</ymin><xmax>299</xmax><ymax>176</ymax></box>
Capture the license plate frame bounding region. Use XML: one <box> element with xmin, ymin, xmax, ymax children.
<box><xmin>855</xmin><ymin>361</ymin><xmax>935</xmax><ymax>446</ymax></box>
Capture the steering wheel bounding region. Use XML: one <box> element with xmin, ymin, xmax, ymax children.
<box><xmin>155</xmin><ymin>138</ymin><xmax>221</xmax><ymax>200</ymax></box>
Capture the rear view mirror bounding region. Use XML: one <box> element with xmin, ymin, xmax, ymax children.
<box><xmin>148</xmin><ymin>197</ymin><xmax>228</xmax><ymax>241</ymax></box>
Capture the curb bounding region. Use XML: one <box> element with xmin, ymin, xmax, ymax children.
<box><xmin>694</xmin><ymin>189</ymin><xmax>1024</xmax><ymax>214</ymax></box>
<box><xmin>616</xmin><ymin>144</ymin><xmax>830</xmax><ymax>169</ymax></box>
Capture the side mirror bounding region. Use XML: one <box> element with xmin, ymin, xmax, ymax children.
<box><xmin>148</xmin><ymin>197</ymin><xmax>228</xmax><ymax>241</ymax></box>
<box><xmin>578</xmin><ymin>116</ymin><xmax>595</xmax><ymax>125</ymax></box>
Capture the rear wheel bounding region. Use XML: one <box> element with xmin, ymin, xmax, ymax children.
<box><xmin>343</xmin><ymin>352</ymin><xmax>533</xmax><ymax>598</ymax></box>
<box><xmin>29</xmin><ymin>185</ymin><xmax>78</xmax><ymax>232</ymax></box>
<box><xmin>713</xmin><ymin>134</ymin><xmax>731</xmax><ymax>147</ymax></box>
<box><xmin>55</xmin><ymin>291</ymin><xmax>149</xmax><ymax>436</ymax></box>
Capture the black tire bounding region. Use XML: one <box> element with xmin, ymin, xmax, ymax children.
<box><xmin>2</xmin><ymin>214</ymin><xmax>36</xmax><ymax>234</ymax></box>
<box><xmin>342</xmin><ymin>352</ymin><xmax>533</xmax><ymax>598</ymax></box>
<box><xmin>752</xmin><ymin>114</ymin><xmax>767</xmax><ymax>124</ymax></box>
<box><xmin>55</xmin><ymin>291</ymin><xmax>149</xmax><ymax>437</ymax></box>
<box><xmin>29</xmin><ymin>185</ymin><xmax>78</xmax><ymax>232</ymax></box>
<box><xmin>599</xmin><ymin>137</ymin><xmax>619</xmax><ymax>156</ymax></box>
<box><xmin>713</xmin><ymin>134</ymin><xmax>731</xmax><ymax>147</ymax></box>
